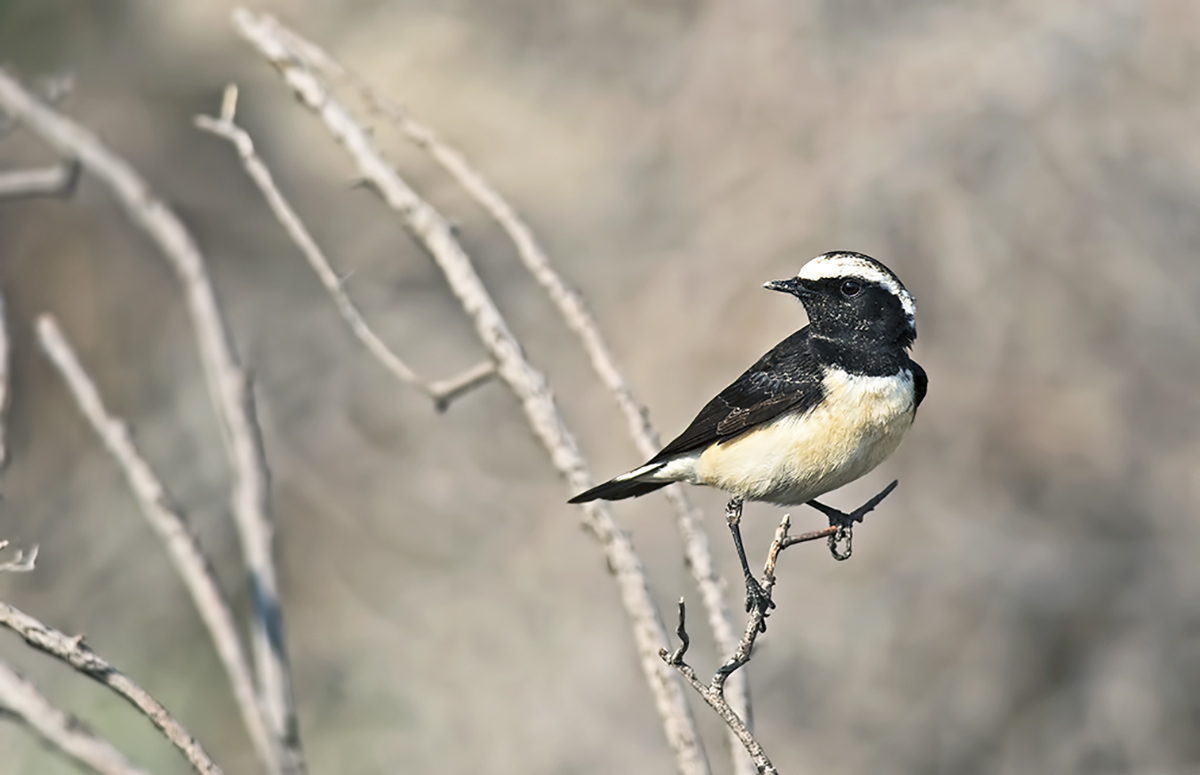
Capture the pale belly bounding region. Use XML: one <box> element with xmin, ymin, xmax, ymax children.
<box><xmin>693</xmin><ymin>368</ymin><xmax>917</xmax><ymax>504</ymax></box>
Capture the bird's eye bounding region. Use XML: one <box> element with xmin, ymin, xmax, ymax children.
<box><xmin>840</xmin><ymin>280</ymin><xmax>863</xmax><ymax>297</ymax></box>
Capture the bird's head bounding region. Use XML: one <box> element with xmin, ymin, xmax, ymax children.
<box><xmin>764</xmin><ymin>251</ymin><xmax>917</xmax><ymax>348</ymax></box>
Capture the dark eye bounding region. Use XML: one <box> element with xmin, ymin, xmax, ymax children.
<box><xmin>840</xmin><ymin>280</ymin><xmax>863</xmax><ymax>297</ymax></box>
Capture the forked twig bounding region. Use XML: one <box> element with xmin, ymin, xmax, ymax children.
<box><xmin>194</xmin><ymin>85</ymin><xmax>494</xmax><ymax>412</ymax></box>
<box><xmin>662</xmin><ymin>482</ymin><xmax>898</xmax><ymax>774</ymax></box>
<box><xmin>35</xmin><ymin>314</ymin><xmax>277</xmax><ymax>773</ymax></box>
<box><xmin>0</xmin><ymin>601</ymin><xmax>224</xmax><ymax>775</ymax></box>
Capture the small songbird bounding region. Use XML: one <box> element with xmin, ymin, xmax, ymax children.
<box><xmin>569</xmin><ymin>251</ymin><xmax>927</xmax><ymax>615</ymax></box>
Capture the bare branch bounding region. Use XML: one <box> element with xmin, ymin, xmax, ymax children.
<box><xmin>0</xmin><ymin>601</ymin><xmax>223</xmax><ymax>775</ymax></box>
<box><xmin>0</xmin><ymin>658</ymin><xmax>151</xmax><ymax>775</ymax></box>
<box><xmin>284</xmin><ymin>41</ymin><xmax>753</xmax><ymax>762</ymax></box>
<box><xmin>0</xmin><ymin>68</ymin><xmax>305</xmax><ymax>775</ymax></box>
<box><xmin>194</xmin><ymin>86</ymin><xmax>494</xmax><ymax>412</ymax></box>
<box><xmin>233</xmin><ymin>10</ymin><xmax>710</xmax><ymax>775</ymax></box>
<box><xmin>0</xmin><ymin>541</ymin><xmax>37</xmax><ymax>573</ymax></box>
<box><xmin>0</xmin><ymin>159</ymin><xmax>80</xmax><ymax>202</ymax></box>
<box><xmin>0</xmin><ymin>289</ymin><xmax>9</xmax><ymax>470</ymax></box>
<box><xmin>662</xmin><ymin>482</ymin><xmax>898</xmax><ymax>773</ymax></box>
<box><xmin>34</xmin><ymin>314</ymin><xmax>277</xmax><ymax>773</ymax></box>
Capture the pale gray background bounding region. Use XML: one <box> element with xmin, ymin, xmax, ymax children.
<box><xmin>2</xmin><ymin>1</ymin><xmax>1199</xmax><ymax>773</ymax></box>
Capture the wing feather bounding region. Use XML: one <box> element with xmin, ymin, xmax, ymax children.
<box><xmin>650</xmin><ymin>328</ymin><xmax>824</xmax><ymax>462</ymax></box>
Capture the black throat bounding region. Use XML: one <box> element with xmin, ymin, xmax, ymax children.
<box><xmin>808</xmin><ymin>333</ymin><xmax>915</xmax><ymax>377</ymax></box>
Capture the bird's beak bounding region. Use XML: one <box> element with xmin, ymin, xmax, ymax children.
<box><xmin>763</xmin><ymin>277</ymin><xmax>810</xmax><ymax>297</ymax></box>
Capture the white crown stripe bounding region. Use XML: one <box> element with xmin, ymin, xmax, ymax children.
<box><xmin>796</xmin><ymin>253</ymin><xmax>917</xmax><ymax>319</ymax></box>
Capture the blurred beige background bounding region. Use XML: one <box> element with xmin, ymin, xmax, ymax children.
<box><xmin>3</xmin><ymin>0</ymin><xmax>1200</xmax><ymax>773</ymax></box>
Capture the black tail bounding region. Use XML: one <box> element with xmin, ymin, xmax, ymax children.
<box><xmin>569</xmin><ymin>478</ymin><xmax>669</xmax><ymax>504</ymax></box>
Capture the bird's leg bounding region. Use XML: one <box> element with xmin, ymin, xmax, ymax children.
<box><xmin>726</xmin><ymin>496</ymin><xmax>775</xmax><ymax>626</ymax></box>
<box><xmin>806</xmin><ymin>480</ymin><xmax>899</xmax><ymax>561</ymax></box>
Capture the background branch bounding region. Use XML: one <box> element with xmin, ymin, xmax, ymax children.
<box><xmin>0</xmin><ymin>601</ymin><xmax>224</xmax><ymax>775</ymax></box>
<box><xmin>0</xmin><ymin>159</ymin><xmax>80</xmax><ymax>202</ymax></box>
<box><xmin>233</xmin><ymin>9</ymin><xmax>710</xmax><ymax>775</ymax></box>
<box><xmin>34</xmin><ymin>314</ymin><xmax>278</xmax><ymax>774</ymax></box>
<box><xmin>0</xmin><ymin>68</ymin><xmax>305</xmax><ymax>775</ymax></box>
<box><xmin>0</xmin><ymin>657</ymin><xmax>152</xmax><ymax>775</ymax></box>
<box><xmin>194</xmin><ymin>86</ymin><xmax>494</xmax><ymax>413</ymax></box>
<box><xmin>283</xmin><ymin>38</ymin><xmax>753</xmax><ymax>766</ymax></box>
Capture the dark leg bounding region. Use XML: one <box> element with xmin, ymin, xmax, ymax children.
<box><xmin>726</xmin><ymin>496</ymin><xmax>775</xmax><ymax>626</ymax></box>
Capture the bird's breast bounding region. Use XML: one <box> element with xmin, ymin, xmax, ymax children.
<box><xmin>695</xmin><ymin>367</ymin><xmax>917</xmax><ymax>504</ymax></box>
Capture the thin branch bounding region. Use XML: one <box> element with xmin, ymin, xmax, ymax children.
<box><xmin>34</xmin><ymin>314</ymin><xmax>277</xmax><ymax>773</ymax></box>
<box><xmin>233</xmin><ymin>10</ymin><xmax>710</xmax><ymax>775</ymax></box>
<box><xmin>661</xmin><ymin>483</ymin><xmax>899</xmax><ymax>774</ymax></box>
<box><xmin>0</xmin><ymin>657</ymin><xmax>152</xmax><ymax>775</ymax></box>
<box><xmin>284</xmin><ymin>40</ymin><xmax>753</xmax><ymax>762</ymax></box>
<box><xmin>0</xmin><ymin>289</ymin><xmax>9</xmax><ymax>470</ymax></box>
<box><xmin>0</xmin><ymin>159</ymin><xmax>80</xmax><ymax>202</ymax></box>
<box><xmin>194</xmin><ymin>86</ymin><xmax>494</xmax><ymax>412</ymax></box>
<box><xmin>0</xmin><ymin>601</ymin><xmax>223</xmax><ymax>775</ymax></box>
<box><xmin>0</xmin><ymin>541</ymin><xmax>37</xmax><ymax>573</ymax></box>
<box><xmin>0</xmin><ymin>68</ymin><xmax>305</xmax><ymax>775</ymax></box>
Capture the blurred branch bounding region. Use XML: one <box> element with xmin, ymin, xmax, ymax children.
<box><xmin>0</xmin><ymin>290</ymin><xmax>8</xmax><ymax>470</ymax></box>
<box><xmin>0</xmin><ymin>658</ymin><xmax>151</xmax><ymax>775</ymax></box>
<box><xmin>0</xmin><ymin>68</ymin><xmax>306</xmax><ymax>775</ymax></box>
<box><xmin>0</xmin><ymin>159</ymin><xmax>80</xmax><ymax>202</ymax></box>
<box><xmin>34</xmin><ymin>314</ymin><xmax>278</xmax><ymax>774</ymax></box>
<box><xmin>661</xmin><ymin>483</ymin><xmax>897</xmax><ymax>774</ymax></box>
<box><xmin>0</xmin><ymin>541</ymin><xmax>37</xmax><ymax>573</ymax></box>
<box><xmin>0</xmin><ymin>601</ymin><xmax>223</xmax><ymax>775</ymax></box>
<box><xmin>233</xmin><ymin>9</ymin><xmax>711</xmax><ymax>775</ymax></box>
<box><xmin>282</xmin><ymin>37</ymin><xmax>753</xmax><ymax>766</ymax></box>
<box><xmin>194</xmin><ymin>85</ymin><xmax>494</xmax><ymax>412</ymax></box>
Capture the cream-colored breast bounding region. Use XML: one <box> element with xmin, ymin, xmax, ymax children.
<box><xmin>694</xmin><ymin>367</ymin><xmax>916</xmax><ymax>504</ymax></box>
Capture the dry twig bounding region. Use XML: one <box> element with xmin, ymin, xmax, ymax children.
<box><xmin>0</xmin><ymin>601</ymin><xmax>223</xmax><ymax>775</ymax></box>
<box><xmin>0</xmin><ymin>159</ymin><xmax>80</xmax><ymax>202</ymax></box>
<box><xmin>35</xmin><ymin>314</ymin><xmax>277</xmax><ymax>773</ymax></box>
<box><xmin>282</xmin><ymin>38</ymin><xmax>752</xmax><ymax>763</ymax></box>
<box><xmin>661</xmin><ymin>482</ymin><xmax>898</xmax><ymax>774</ymax></box>
<box><xmin>0</xmin><ymin>68</ymin><xmax>305</xmax><ymax>775</ymax></box>
<box><xmin>0</xmin><ymin>541</ymin><xmax>37</xmax><ymax>573</ymax></box>
<box><xmin>0</xmin><ymin>657</ymin><xmax>152</xmax><ymax>775</ymax></box>
<box><xmin>233</xmin><ymin>9</ymin><xmax>710</xmax><ymax>775</ymax></box>
<box><xmin>194</xmin><ymin>85</ymin><xmax>494</xmax><ymax>411</ymax></box>
<box><xmin>0</xmin><ymin>289</ymin><xmax>9</xmax><ymax>469</ymax></box>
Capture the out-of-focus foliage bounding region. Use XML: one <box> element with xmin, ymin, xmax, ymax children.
<box><xmin>2</xmin><ymin>1</ymin><xmax>1199</xmax><ymax>773</ymax></box>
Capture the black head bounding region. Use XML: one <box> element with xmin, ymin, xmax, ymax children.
<box><xmin>764</xmin><ymin>251</ymin><xmax>917</xmax><ymax>349</ymax></box>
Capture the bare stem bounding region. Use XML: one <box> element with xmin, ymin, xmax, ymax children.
<box><xmin>0</xmin><ymin>159</ymin><xmax>80</xmax><ymax>201</ymax></box>
<box><xmin>0</xmin><ymin>601</ymin><xmax>224</xmax><ymax>775</ymax></box>
<box><xmin>194</xmin><ymin>86</ymin><xmax>494</xmax><ymax>412</ymax></box>
<box><xmin>35</xmin><ymin>314</ymin><xmax>277</xmax><ymax>773</ymax></box>
<box><xmin>0</xmin><ymin>657</ymin><xmax>152</xmax><ymax>775</ymax></box>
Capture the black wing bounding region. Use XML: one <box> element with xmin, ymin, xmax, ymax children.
<box><xmin>650</xmin><ymin>328</ymin><xmax>824</xmax><ymax>462</ymax></box>
<box><xmin>911</xmin><ymin>360</ymin><xmax>928</xmax><ymax>410</ymax></box>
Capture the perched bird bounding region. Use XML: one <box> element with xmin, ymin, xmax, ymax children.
<box><xmin>569</xmin><ymin>251</ymin><xmax>927</xmax><ymax>616</ymax></box>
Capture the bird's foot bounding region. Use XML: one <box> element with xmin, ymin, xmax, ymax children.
<box><xmin>744</xmin><ymin>573</ymin><xmax>775</xmax><ymax>632</ymax></box>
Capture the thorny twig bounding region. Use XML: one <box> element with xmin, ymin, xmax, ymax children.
<box><xmin>194</xmin><ymin>85</ymin><xmax>494</xmax><ymax>411</ymax></box>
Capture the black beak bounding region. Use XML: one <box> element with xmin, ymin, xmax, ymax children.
<box><xmin>763</xmin><ymin>277</ymin><xmax>810</xmax><ymax>297</ymax></box>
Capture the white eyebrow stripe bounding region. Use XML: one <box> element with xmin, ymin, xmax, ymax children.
<box><xmin>797</xmin><ymin>253</ymin><xmax>917</xmax><ymax>319</ymax></box>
